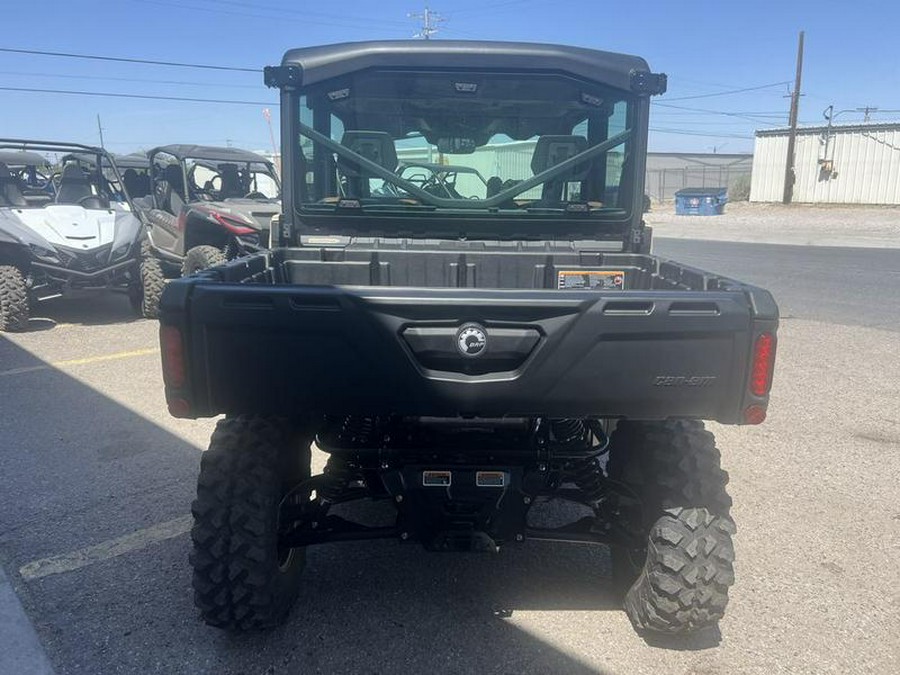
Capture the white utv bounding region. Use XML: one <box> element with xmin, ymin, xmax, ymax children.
<box><xmin>0</xmin><ymin>140</ymin><xmax>146</xmax><ymax>331</ymax></box>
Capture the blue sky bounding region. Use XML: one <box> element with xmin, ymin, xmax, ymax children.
<box><xmin>2</xmin><ymin>0</ymin><xmax>898</xmax><ymax>154</ymax></box>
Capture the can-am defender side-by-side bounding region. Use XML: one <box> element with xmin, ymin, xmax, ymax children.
<box><xmin>0</xmin><ymin>140</ymin><xmax>146</xmax><ymax>331</ymax></box>
<box><xmin>136</xmin><ymin>145</ymin><xmax>281</xmax><ymax>317</ymax></box>
<box><xmin>159</xmin><ymin>41</ymin><xmax>779</xmax><ymax>636</ymax></box>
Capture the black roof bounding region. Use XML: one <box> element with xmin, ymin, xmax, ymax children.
<box><xmin>63</xmin><ymin>152</ymin><xmax>150</xmax><ymax>169</ymax></box>
<box><xmin>0</xmin><ymin>149</ymin><xmax>49</xmax><ymax>167</ymax></box>
<box><xmin>150</xmin><ymin>144</ymin><xmax>271</xmax><ymax>164</ymax></box>
<box><xmin>280</xmin><ymin>40</ymin><xmax>652</xmax><ymax>92</ymax></box>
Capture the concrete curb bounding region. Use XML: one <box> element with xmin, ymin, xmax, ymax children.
<box><xmin>0</xmin><ymin>567</ymin><xmax>56</xmax><ymax>675</ymax></box>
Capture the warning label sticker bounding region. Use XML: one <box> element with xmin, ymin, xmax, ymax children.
<box><xmin>557</xmin><ymin>270</ymin><xmax>626</xmax><ymax>291</ymax></box>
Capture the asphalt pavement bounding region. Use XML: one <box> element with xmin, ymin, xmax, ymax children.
<box><xmin>654</xmin><ymin>239</ymin><xmax>900</xmax><ymax>332</ymax></box>
<box><xmin>1</xmin><ymin>241</ymin><xmax>898</xmax><ymax>674</ymax></box>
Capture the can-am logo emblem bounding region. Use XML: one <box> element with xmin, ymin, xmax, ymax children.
<box><xmin>457</xmin><ymin>324</ymin><xmax>487</xmax><ymax>357</ymax></box>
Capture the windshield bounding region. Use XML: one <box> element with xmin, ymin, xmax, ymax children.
<box><xmin>186</xmin><ymin>159</ymin><xmax>280</xmax><ymax>201</ymax></box>
<box><xmin>295</xmin><ymin>70</ymin><xmax>635</xmax><ymax>223</ymax></box>
<box><xmin>1</xmin><ymin>150</ymin><xmax>131</xmax><ymax>210</ymax></box>
<box><xmin>151</xmin><ymin>152</ymin><xmax>280</xmax><ymax>203</ymax></box>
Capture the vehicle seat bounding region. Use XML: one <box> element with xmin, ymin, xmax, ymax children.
<box><xmin>163</xmin><ymin>164</ymin><xmax>186</xmax><ymax>214</ymax></box>
<box><xmin>218</xmin><ymin>164</ymin><xmax>244</xmax><ymax>199</ymax></box>
<box><xmin>486</xmin><ymin>176</ymin><xmax>503</xmax><ymax>198</ymax></box>
<box><xmin>122</xmin><ymin>169</ymin><xmax>150</xmax><ymax>199</ymax></box>
<box><xmin>338</xmin><ymin>131</ymin><xmax>397</xmax><ymax>198</ymax></box>
<box><xmin>530</xmin><ymin>135</ymin><xmax>590</xmax><ymax>203</ymax></box>
<box><xmin>0</xmin><ymin>162</ymin><xmax>28</xmax><ymax>207</ymax></box>
<box><xmin>56</xmin><ymin>163</ymin><xmax>97</xmax><ymax>205</ymax></box>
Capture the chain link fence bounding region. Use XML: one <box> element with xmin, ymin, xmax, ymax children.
<box><xmin>646</xmin><ymin>166</ymin><xmax>753</xmax><ymax>203</ymax></box>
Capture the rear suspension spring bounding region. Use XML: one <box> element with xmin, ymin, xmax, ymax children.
<box><xmin>320</xmin><ymin>455</ymin><xmax>356</xmax><ymax>503</ymax></box>
<box><xmin>337</xmin><ymin>416</ymin><xmax>379</xmax><ymax>447</ymax></box>
<box><xmin>549</xmin><ymin>418</ymin><xmax>587</xmax><ymax>446</ymax></box>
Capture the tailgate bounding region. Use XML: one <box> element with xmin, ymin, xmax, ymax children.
<box><xmin>160</xmin><ymin>282</ymin><xmax>776</xmax><ymax>424</ymax></box>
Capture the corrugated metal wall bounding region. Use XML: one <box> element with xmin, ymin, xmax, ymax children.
<box><xmin>750</xmin><ymin>124</ymin><xmax>900</xmax><ymax>204</ymax></box>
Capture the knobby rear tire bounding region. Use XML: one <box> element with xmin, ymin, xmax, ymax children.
<box><xmin>190</xmin><ymin>416</ymin><xmax>311</xmax><ymax>630</ymax></box>
<box><xmin>139</xmin><ymin>254</ymin><xmax>166</xmax><ymax>319</ymax></box>
<box><xmin>182</xmin><ymin>245</ymin><xmax>227</xmax><ymax>277</ymax></box>
<box><xmin>0</xmin><ymin>265</ymin><xmax>29</xmax><ymax>332</ymax></box>
<box><xmin>607</xmin><ymin>420</ymin><xmax>736</xmax><ymax>634</ymax></box>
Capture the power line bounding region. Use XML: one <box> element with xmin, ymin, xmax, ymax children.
<box><xmin>0</xmin><ymin>47</ymin><xmax>258</xmax><ymax>73</ymax></box>
<box><xmin>650</xmin><ymin>127</ymin><xmax>753</xmax><ymax>140</ymax></box>
<box><xmin>0</xmin><ymin>69</ymin><xmax>263</xmax><ymax>90</ymax></box>
<box><xmin>653</xmin><ymin>101</ymin><xmax>784</xmax><ymax>126</ymax></box>
<box><xmin>448</xmin><ymin>0</ymin><xmax>541</xmax><ymax>16</ymax></box>
<box><xmin>663</xmin><ymin>81</ymin><xmax>792</xmax><ymax>102</ymax></box>
<box><xmin>0</xmin><ymin>86</ymin><xmax>275</xmax><ymax>106</ymax></box>
<box><xmin>131</xmin><ymin>0</ymin><xmax>409</xmax><ymax>32</ymax></box>
<box><xmin>166</xmin><ymin>0</ymin><xmax>411</xmax><ymax>26</ymax></box>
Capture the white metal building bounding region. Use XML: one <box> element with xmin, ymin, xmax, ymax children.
<box><xmin>397</xmin><ymin>143</ymin><xmax>751</xmax><ymax>202</ymax></box>
<box><xmin>750</xmin><ymin>122</ymin><xmax>900</xmax><ymax>204</ymax></box>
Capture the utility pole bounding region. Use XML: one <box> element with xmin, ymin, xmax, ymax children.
<box><xmin>856</xmin><ymin>105</ymin><xmax>878</xmax><ymax>122</ymax></box>
<box><xmin>96</xmin><ymin>114</ymin><xmax>105</xmax><ymax>149</ymax></box>
<box><xmin>782</xmin><ymin>30</ymin><xmax>804</xmax><ymax>205</ymax></box>
<box><xmin>263</xmin><ymin>108</ymin><xmax>279</xmax><ymax>170</ymax></box>
<box><xmin>409</xmin><ymin>5</ymin><xmax>444</xmax><ymax>39</ymax></box>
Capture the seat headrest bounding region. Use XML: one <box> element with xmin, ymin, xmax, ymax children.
<box><xmin>218</xmin><ymin>163</ymin><xmax>244</xmax><ymax>197</ymax></box>
<box><xmin>60</xmin><ymin>162</ymin><xmax>89</xmax><ymax>182</ymax></box>
<box><xmin>338</xmin><ymin>131</ymin><xmax>398</xmax><ymax>177</ymax></box>
<box><xmin>163</xmin><ymin>164</ymin><xmax>185</xmax><ymax>195</ymax></box>
<box><xmin>530</xmin><ymin>135</ymin><xmax>591</xmax><ymax>180</ymax></box>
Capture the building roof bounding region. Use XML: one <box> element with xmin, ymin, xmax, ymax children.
<box><xmin>279</xmin><ymin>40</ymin><xmax>652</xmax><ymax>92</ymax></box>
<box><xmin>149</xmin><ymin>145</ymin><xmax>272</xmax><ymax>164</ymax></box>
<box><xmin>756</xmin><ymin>121</ymin><xmax>900</xmax><ymax>137</ymax></box>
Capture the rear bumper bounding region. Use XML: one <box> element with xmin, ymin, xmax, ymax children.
<box><xmin>160</xmin><ymin>281</ymin><xmax>777</xmax><ymax>424</ymax></box>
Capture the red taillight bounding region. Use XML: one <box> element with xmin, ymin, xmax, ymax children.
<box><xmin>167</xmin><ymin>397</ymin><xmax>192</xmax><ymax>418</ymax></box>
<box><xmin>160</xmin><ymin>324</ymin><xmax>186</xmax><ymax>389</ymax></box>
<box><xmin>210</xmin><ymin>210</ymin><xmax>256</xmax><ymax>235</ymax></box>
<box><xmin>744</xmin><ymin>404</ymin><xmax>767</xmax><ymax>425</ymax></box>
<box><xmin>750</xmin><ymin>332</ymin><xmax>775</xmax><ymax>396</ymax></box>
<box><xmin>176</xmin><ymin>211</ymin><xmax>187</xmax><ymax>231</ymax></box>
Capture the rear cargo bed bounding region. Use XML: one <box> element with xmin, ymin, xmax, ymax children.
<box><xmin>160</xmin><ymin>245</ymin><xmax>778</xmax><ymax>424</ymax></box>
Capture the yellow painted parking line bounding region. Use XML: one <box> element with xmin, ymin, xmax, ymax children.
<box><xmin>53</xmin><ymin>347</ymin><xmax>159</xmax><ymax>367</ymax></box>
<box><xmin>19</xmin><ymin>515</ymin><xmax>192</xmax><ymax>581</ymax></box>
<box><xmin>0</xmin><ymin>347</ymin><xmax>159</xmax><ymax>377</ymax></box>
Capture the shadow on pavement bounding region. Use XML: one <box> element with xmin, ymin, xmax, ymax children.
<box><xmin>0</xmin><ymin>336</ymin><xmax>627</xmax><ymax>674</ymax></box>
<box><xmin>23</xmin><ymin>291</ymin><xmax>141</xmax><ymax>331</ymax></box>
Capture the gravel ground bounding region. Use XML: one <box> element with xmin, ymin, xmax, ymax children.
<box><xmin>647</xmin><ymin>202</ymin><xmax>900</xmax><ymax>249</ymax></box>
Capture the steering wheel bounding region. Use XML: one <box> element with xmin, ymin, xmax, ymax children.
<box><xmin>243</xmin><ymin>191</ymin><xmax>267</xmax><ymax>199</ymax></box>
<box><xmin>76</xmin><ymin>195</ymin><xmax>101</xmax><ymax>207</ymax></box>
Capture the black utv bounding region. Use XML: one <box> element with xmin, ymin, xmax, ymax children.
<box><xmin>0</xmin><ymin>140</ymin><xmax>145</xmax><ymax>331</ymax></box>
<box><xmin>158</xmin><ymin>41</ymin><xmax>779</xmax><ymax>637</ymax></box>
<box><xmin>135</xmin><ymin>145</ymin><xmax>280</xmax><ymax>317</ymax></box>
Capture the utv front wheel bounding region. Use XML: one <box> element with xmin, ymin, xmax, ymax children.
<box><xmin>190</xmin><ymin>416</ymin><xmax>312</xmax><ymax>630</ymax></box>
<box><xmin>182</xmin><ymin>245</ymin><xmax>227</xmax><ymax>277</ymax></box>
<box><xmin>139</xmin><ymin>255</ymin><xmax>166</xmax><ymax>319</ymax></box>
<box><xmin>0</xmin><ymin>265</ymin><xmax>29</xmax><ymax>332</ymax></box>
<box><xmin>608</xmin><ymin>420</ymin><xmax>735</xmax><ymax>635</ymax></box>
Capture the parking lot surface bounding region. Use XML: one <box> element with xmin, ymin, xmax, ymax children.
<box><xmin>1</xmin><ymin>239</ymin><xmax>899</xmax><ymax>674</ymax></box>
